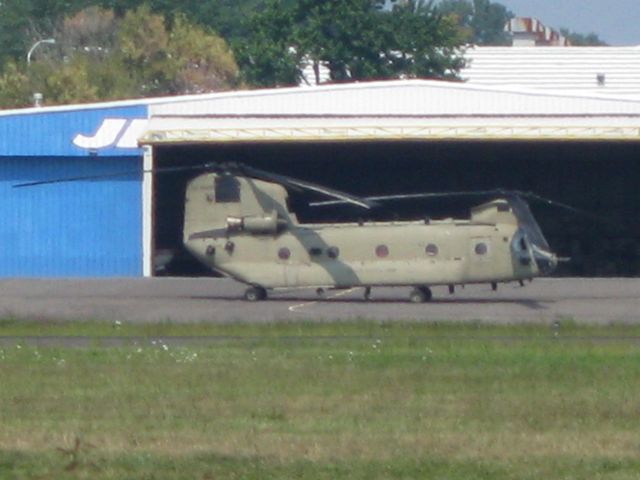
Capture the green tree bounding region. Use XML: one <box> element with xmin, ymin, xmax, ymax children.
<box><xmin>0</xmin><ymin>62</ymin><xmax>33</xmax><ymax>108</ymax></box>
<box><xmin>438</xmin><ymin>0</ymin><xmax>513</xmax><ymax>45</ymax></box>
<box><xmin>384</xmin><ymin>0</ymin><xmax>465</xmax><ymax>79</ymax></box>
<box><xmin>0</xmin><ymin>0</ymin><xmax>93</xmax><ymax>69</ymax></box>
<box><xmin>0</xmin><ymin>5</ymin><xmax>239</xmax><ymax>108</ymax></box>
<box><xmin>240</xmin><ymin>0</ymin><xmax>465</xmax><ymax>87</ymax></box>
<box><xmin>560</xmin><ymin>28</ymin><xmax>608</xmax><ymax>46</ymax></box>
<box><xmin>236</xmin><ymin>0</ymin><xmax>300</xmax><ymax>87</ymax></box>
<box><xmin>166</xmin><ymin>15</ymin><xmax>240</xmax><ymax>94</ymax></box>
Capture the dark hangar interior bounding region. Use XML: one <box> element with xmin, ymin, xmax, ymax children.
<box><xmin>153</xmin><ymin>139</ymin><xmax>640</xmax><ymax>277</ymax></box>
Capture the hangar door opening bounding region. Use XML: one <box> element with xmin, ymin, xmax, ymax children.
<box><xmin>151</xmin><ymin>140</ymin><xmax>640</xmax><ymax>277</ymax></box>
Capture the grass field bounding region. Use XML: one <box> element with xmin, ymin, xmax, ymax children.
<box><xmin>2</xmin><ymin>319</ymin><xmax>640</xmax><ymax>479</ymax></box>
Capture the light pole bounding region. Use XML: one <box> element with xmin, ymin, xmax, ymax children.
<box><xmin>27</xmin><ymin>38</ymin><xmax>56</xmax><ymax>65</ymax></box>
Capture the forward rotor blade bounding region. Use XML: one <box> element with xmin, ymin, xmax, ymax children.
<box><xmin>309</xmin><ymin>188</ymin><xmax>607</xmax><ymax>223</ymax></box>
<box><xmin>13</xmin><ymin>170</ymin><xmax>142</xmax><ymax>188</ymax></box>
<box><xmin>309</xmin><ymin>189</ymin><xmax>509</xmax><ymax>207</ymax></box>
<box><xmin>514</xmin><ymin>191</ymin><xmax>599</xmax><ymax>219</ymax></box>
<box><xmin>239</xmin><ymin>165</ymin><xmax>374</xmax><ymax>209</ymax></box>
<box><xmin>12</xmin><ymin>164</ymin><xmax>215</xmax><ymax>188</ymax></box>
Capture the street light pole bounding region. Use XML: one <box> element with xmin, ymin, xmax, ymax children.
<box><xmin>27</xmin><ymin>38</ymin><xmax>56</xmax><ymax>65</ymax></box>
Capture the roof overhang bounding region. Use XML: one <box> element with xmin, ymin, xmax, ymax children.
<box><xmin>140</xmin><ymin>114</ymin><xmax>640</xmax><ymax>145</ymax></box>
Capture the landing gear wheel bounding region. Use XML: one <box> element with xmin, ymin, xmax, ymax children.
<box><xmin>363</xmin><ymin>286</ymin><xmax>372</xmax><ymax>301</ymax></box>
<box><xmin>409</xmin><ymin>286</ymin><xmax>433</xmax><ymax>303</ymax></box>
<box><xmin>244</xmin><ymin>286</ymin><xmax>267</xmax><ymax>301</ymax></box>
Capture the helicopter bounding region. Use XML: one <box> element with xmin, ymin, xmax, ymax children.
<box><xmin>16</xmin><ymin>162</ymin><xmax>565</xmax><ymax>302</ymax></box>
<box><xmin>179</xmin><ymin>164</ymin><xmax>561</xmax><ymax>302</ymax></box>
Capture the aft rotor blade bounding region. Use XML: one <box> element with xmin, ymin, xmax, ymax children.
<box><xmin>239</xmin><ymin>165</ymin><xmax>374</xmax><ymax>209</ymax></box>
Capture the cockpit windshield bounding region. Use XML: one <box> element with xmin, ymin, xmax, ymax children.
<box><xmin>507</xmin><ymin>196</ymin><xmax>550</xmax><ymax>252</ymax></box>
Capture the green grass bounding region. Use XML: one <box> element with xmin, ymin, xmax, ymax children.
<box><xmin>2</xmin><ymin>319</ymin><xmax>640</xmax><ymax>479</ymax></box>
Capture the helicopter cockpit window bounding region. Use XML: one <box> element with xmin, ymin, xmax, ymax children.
<box><xmin>215</xmin><ymin>176</ymin><xmax>241</xmax><ymax>203</ymax></box>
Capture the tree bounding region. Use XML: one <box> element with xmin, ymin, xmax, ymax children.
<box><xmin>166</xmin><ymin>15</ymin><xmax>240</xmax><ymax>94</ymax></box>
<box><xmin>384</xmin><ymin>0</ymin><xmax>465</xmax><ymax>79</ymax></box>
<box><xmin>239</xmin><ymin>0</ymin><xmax>465</xmax><ymax>87</ymax></box>
<box><xmin>0</xmin><ymin>62</ymin><xmax>32</xmax><ymax>108</ymax></box>
<box><xmin>560</xmin><ymin>28</ymin><xmax>608</xmax><ymax>46</ymax></box>
<box><xmin>0</xmin><ymin>5</ymin><xmax>240</xmax><ymax>108</ymax></box>
<box><xmin>438</xmin><ymin>0</ymin><xmax>513</xmax><ymax>45</ymax></box>
<box><xmin>0</xmin><ymin>0</ymin><xmax>93</xmax><ymax>70</ymax></box>
<box><xmin>235</xmin><ymin>0</ymin><xmax>300</xmax><ymax>87</ymax></box>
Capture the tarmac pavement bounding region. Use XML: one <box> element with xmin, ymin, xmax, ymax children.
<box><xmin>0</xmin><ymin>277</ymin><xmax>639</xmax><ymax>324</ymax></box>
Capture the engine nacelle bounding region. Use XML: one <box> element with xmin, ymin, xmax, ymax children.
<box><xmin>226</xmin><ymin>212</ymin><xmax>287</xmax><ymax>235</ymax></box>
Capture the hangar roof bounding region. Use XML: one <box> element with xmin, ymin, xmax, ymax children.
<box><xmin>148</xmin><ymin>79</ymin><xmax>640</xmax><ymax>116</ymax></box>
<box><xmin>141</xmin><ymin>80</ymin><xmax>640</xmax><ymax>144</ymax></box>
<box><xmin>463</xmin><ymin>46</ymin><xmax>640</xmax><ymax>99</ymax></box>
<box><xmin>2</xmin><ymin>79</ymin><xmax>640</xmax><ymax>156</ymax></box>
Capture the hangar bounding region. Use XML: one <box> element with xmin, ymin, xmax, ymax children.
<box><xmin>2</xmin><ymin>79</ymin><xmax>640</xmax><ymax>277</ymax></box>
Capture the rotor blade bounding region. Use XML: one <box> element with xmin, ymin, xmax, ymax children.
<box><xmin>13</xmin><ymin>170</ymin><xmax>143</xmax><ymax>188</ymax></box>
<box><xmin>309</xmin><ymin>189</ymin><xmax>510</xmax><ymax>207</ymax></box>
<box><xmin>514</xmin><ymin>191</ymin><xmax>601</xmax><ymax>219</ymax></box>
<box><xmin>12</xmin><ymin>163</ymin><xmax>217</xmax><ymax>188</ymax></box>
<box><xmin>239</xmin><ymin>165</ymin><xmax>374</xmax><ymax>209</ymax></box>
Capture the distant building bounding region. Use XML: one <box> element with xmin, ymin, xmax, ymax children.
<box><xmin>506</xmin><ymin>17</ymin><xmax>570</xmax><ymax>47</ymax></box>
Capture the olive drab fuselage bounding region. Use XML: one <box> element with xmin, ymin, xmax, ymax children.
<box><xmin>182</xmin><ymin>173</ymin><xmax>555</xmax><ymax>292</ymax></box>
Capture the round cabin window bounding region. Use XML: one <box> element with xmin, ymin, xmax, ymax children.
<box><xmin>425</xmin><ymin>243</ymin><xmax>439</xmax><ymax>256</ymax></box>
<box><xmin>278</xmin><ymin>247</ymin><xmax>291</xmax><ymax>260</ymax></box>
<box><xmin>375</xmin><ymin>245</ymin><xmax>389</xmax><ymax>258</ymax></box>
<box><xmin>475</xmin><ymin>242</ymin><xmax>488</xmax><ymax>256</ymax></box>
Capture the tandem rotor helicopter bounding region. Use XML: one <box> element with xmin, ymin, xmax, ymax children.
<box><xmin>17</xmin><ymin>162</ymin><xmax>575</xmax><ymax>303</ymax></box>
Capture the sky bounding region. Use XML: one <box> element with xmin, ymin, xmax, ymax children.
<box><xmin>494</xmin><ymin>0</ymin><xmax>640</xmax><ymax>46</ymax></box>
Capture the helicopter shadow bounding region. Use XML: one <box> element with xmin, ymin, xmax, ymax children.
<box><xmin>186</xmin><ymin>293</ymin><xmax>549</xmax><ymax>310</ymax></box>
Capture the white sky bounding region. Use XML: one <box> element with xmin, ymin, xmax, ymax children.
<box><xmin>494</xmin><ymin>0</ymin><xmax>640</xmax><ymax>46</ymax></box>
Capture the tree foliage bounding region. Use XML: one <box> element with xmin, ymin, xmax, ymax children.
<box><xmin>437</xmin><ymin>0</ymin><xmax>513</xmax><ymax>45</ymax></box>
<box><xmin>239</xmin><ymin>0</ymin><xmax>466</xmax><ymax>87</ymax></box>
<box><xmin>0</xmin><ymin>5</ymin><xmax>239</xmax><ymax>108</ymax></box>
<box><xmin>560</xmin><ymin>28</ymin><xmax>608</xmax><ymax>46</ymax></box>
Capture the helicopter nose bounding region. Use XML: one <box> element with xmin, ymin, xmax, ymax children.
<box><xmin>532</xmin><ymin>247</ymin><xmax>558</xmax><ymax>275</ymax></box>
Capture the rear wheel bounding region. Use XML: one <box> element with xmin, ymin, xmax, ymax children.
<box><xmin>244</xmin><ymin>286</ymin><xmax>267</xmax><ymax>301</ymax></box>
<box><xmin>409</xmin><ymin>286</ymin><xmax>432</xmax><ymax>303</ymax></box>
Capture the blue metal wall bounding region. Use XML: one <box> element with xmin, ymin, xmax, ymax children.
<box><xmin>0</xmin><ymin>103</ymin><xmax>148</xmax><ymax>277</ymax></box>
<box><xmin>0</xmin><ymin>104</ymin><xmax>147</xmax><ymax>157</ymax></box>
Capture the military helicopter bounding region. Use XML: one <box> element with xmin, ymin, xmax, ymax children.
<box><xmin>17</xmin><ymin>162</ymin><xmax>565</xmax><ymax>303</ymax></box>
<box><xmin>178</xmin><ymin>163</ymin><xmax>562</xmax><ymax>302</ymax></box>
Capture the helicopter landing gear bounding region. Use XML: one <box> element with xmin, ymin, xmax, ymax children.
<box><xmin>363</xmin><ymin>286</ymin><xmax>372</xmax><ymax>301</ymax></box>
<box><xmin>409</xmin><ymin>286</ymin><xmax>433</xmax><ymax>303</ymax></box>
<box><xmin>244</xmin><ymin>286</ymin><xmax>267</xmax><ymax>301</ymax></box>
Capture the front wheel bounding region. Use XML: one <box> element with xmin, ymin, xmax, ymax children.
<box><xmin>409</xmin><ymin>286</ymin><xmax>432</xmax><ymax>303</ymax></box>
<box><xmin>244</xmin><ymin>286</ymin><xmax>267</xmax><ymax>301</ymax></box>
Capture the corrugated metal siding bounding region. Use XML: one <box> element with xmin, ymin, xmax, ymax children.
<box><xmin>148</xmin><ymin>79</ymin><xmax>640</xmax><ymax>118</ymax></box>
<box><xmin>0</xmin><ymin>105</ymin><xmax>147</xmax><ymax>156</ymax></box>
<box><xmin>0</xmin><ymin>156</ymin><xmax>142</xmax><ymax>277</ymax></box>
<box><xmin>463</xmin><ymin>46</ymin><xmax>640</xmax><ymax>97</ymax></box>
